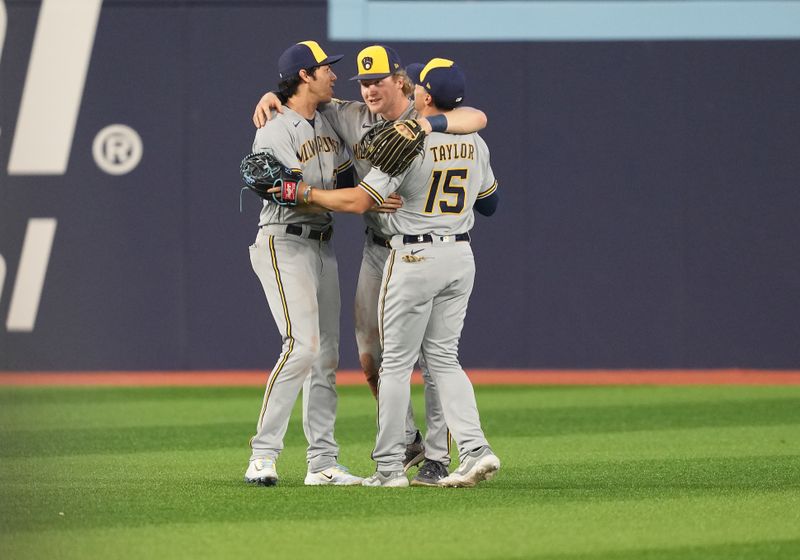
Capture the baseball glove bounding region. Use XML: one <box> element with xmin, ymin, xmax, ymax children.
<box><xmin>240</xmin><ymin>151</ymin><xmax>303</xmax><ymax>206</ymax></box>
<box><xmin>360</xmin><ymin>119</ymin><xmax>426</xmax><ymax>177</ymax></box>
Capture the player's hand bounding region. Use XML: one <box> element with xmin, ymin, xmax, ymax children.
<box><xmin>253</xmin><ymin>92</ymin><xmax>284</xmax><ymax>127</ymax></box>
<box><xmin>369</xmin><ymin>192</ymin><xmax>403</xmax><ymax>213</ymax></box>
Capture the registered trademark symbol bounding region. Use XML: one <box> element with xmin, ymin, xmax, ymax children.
<box><xmin>92</xmin><ymin>124</ymin><xmax>142</xmax><ymax>175</ymax></box>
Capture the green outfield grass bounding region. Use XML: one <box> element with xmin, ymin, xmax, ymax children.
<box><xmin>1</xmin><ymin>384</ymin><xmax>799</xmax><ymax>559</ymax></box>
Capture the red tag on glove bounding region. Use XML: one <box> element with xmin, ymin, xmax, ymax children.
<box><xmin>282</xmin><ymin>181</ymin><xmax>297</xmax><ymax>203</ymax></box>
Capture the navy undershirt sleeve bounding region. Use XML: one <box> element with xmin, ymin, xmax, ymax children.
<box><xmin>474</xmin><ymin>191</ymin><xmax>499</xmax><ymax>216</ymax></box>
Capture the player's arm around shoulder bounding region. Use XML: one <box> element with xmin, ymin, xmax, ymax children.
<box><xmin>417</xmin><ymin>106</ymin><xmax>487</xmax><ymax>135</ymax></box>
<box><xmin>253</xmin><ymin>91</ymin><xmax>287</xmax><ymax>128</ymax></box>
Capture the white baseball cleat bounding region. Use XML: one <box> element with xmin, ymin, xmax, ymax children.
<box><xmin>361</xmin><ymin>470</ymin><xmax>410</xmax><ymax>488</ymax></box>
<box><xmin>439</xmin><ymin>447</ymin><xmax>500</xmax><ymax>488</ymax></box>
<box><xmin>304</xmin><ymin>464</ymin><xmax>364</xmax><ymax>486</ymax></box>
<box><xmin>244</xmin><ymin>456</ymin><xmax>278</xmax><ymax>486</ymax></box>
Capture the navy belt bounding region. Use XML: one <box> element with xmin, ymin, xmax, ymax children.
<box><xmin>285</xmin><ymin>224</ymin><xmax>332</xmax><ymax>241</ymax></box>
<box><xmin>402</xmin><ymin>233</ymin><xmax>470</xmax><ymax>245</ymax></box>
<box><xmin>372</xmin><ymin>232</ymin><xmax>470</xmax><ymax>248</ymax></box>
<box><xmin>370</xmin><ymin>231</ymin><xmax>470</xmax><ymax>246</ymax></box>
<box><xmin>371</xmin><ymin>232</ymin><xmax>391</xmax><ymax>248</ymax></box>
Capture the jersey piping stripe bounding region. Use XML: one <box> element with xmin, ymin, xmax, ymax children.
<box><xmin>255</xmin><ymin>236</ymin><xmax>294</xmax><ymax>436</ymax></box>
<box><xmin>447</xmin><ymin>429</ymin><xmax>452</xmax><ymax>457</ymax></box>
<box><xmin>359</xmin><ymin>181</ymin><xmax>385</xmax><ymax>205</ymax></box>
<box><xmin>336</xmin><ymin>159</ymin><xmax>353</xmax><ymax>173</ymax></box>
<box><xmin>378</xmin><ymin>249</ymin><xmax>397</xmax><ymax>350</ymax></box>
<box><xmin>370</xmin><ymin>373</ymin><xmax>382</xmax><ymax>462</ymax></box>
<box><xmin>477</xmin><ymin>181</ymin><xmax>498</xmax><ymax>199</ymax></box>
<box><xmin>371</xmin><ymin>250</ymin><xmax>395</xmax><ymax>462</ymax></box>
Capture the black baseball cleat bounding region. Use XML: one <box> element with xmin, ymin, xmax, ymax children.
<box><xmin>410</xmin><ymin>459</ymin><xmax>449</xmax><ymax>487</ymax></box>
<box><xmin>403</xmin><ymin>431</ymin><xmax>425</xmax><ymax>472</ymax></box>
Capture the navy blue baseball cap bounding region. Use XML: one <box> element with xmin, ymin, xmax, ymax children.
<box><xmin>278</xmin><ymin>40</ymin><xmax>344</xmax><ymax>79</ymax></box>
<box><xmin>405</xmin><ymin>62</ymin><xmax>425</xmax><ymax>85</ymax></box>
<box><xmin>413</xmin><ymin>58</ymin><xmax>466</xmax><ymax>107</ymax></box>
<box><xmin>350</xmin><ymin>45</ymin><xmax>403</xmax><ymax>81</ymax></box>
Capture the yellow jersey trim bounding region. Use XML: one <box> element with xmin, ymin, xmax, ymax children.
<box><xmin>477</xmin><ymin>181</ymin><xmax>498</xmax><ymax>199</ymax></box>
<box><xmin>359</xmin><ymin>181</ymin><xmax>385</xmax><ymax>205</ymax></box>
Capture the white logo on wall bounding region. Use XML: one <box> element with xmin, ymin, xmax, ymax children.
<box><xmin>93</xmin><ymin>124</ymin><xmax>143</xmax><ymax>175</ymax></box>
<box><xmin>0</xmin><ymin>0</ymin><xmax>103</xmax><ymax>332</ymax></box>
<box><xmin>0</xmin><ymin>220</ymin><xmax>57</xmax><ymax>332</ymax></box>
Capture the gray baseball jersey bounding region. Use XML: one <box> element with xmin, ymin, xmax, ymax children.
<box><xmin>359</xmin><ymin>131</ymin><xmax>497</xmax><ymax>236</ymax></box>
<box><xmin>321</xmin><ymin>98</ymin><xmax>451</xmax><ymax>463</ymax></box>
<box><xmin>363</xmin><ymin>130</ymin><xmax>499</xmax><ymax>472</ymax></box>
<box><xmin>253</xmin><ymin>107</ymin><xmax>351</xmax><ymax>227</ymax></box>
<box><xmin>248</xmin><ymin>107</ymin><xmax>351</xmax><ymax>472</ymax></box>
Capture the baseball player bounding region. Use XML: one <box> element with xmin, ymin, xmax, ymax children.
<box><xmin>253</xmin><ymin>45</ymin><xmax>489</xmax><ymax>486</ymax></box>
<box><xmin>282</xmin><ymin>58</ymin><xmax>501</xmax><ymax>487</ymax></box>
<box><xmin>243</xmin><ymin>40</ymin><xmax>363</xmax><ymax>486</ymax></box>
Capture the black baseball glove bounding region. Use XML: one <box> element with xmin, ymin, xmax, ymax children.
<box><xmin>359</xmin><ymin>119</ymin><xmax>426</xmax><ymax>177</ymax></box>
<box><xmin>240</xmin><ymin>151</ymin><xmax>303</xmax><ymax>206</ymax></box>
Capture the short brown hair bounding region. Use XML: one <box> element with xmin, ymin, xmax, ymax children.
<box><xmin>277</xmin><ymin>66</ymin><xmax>319</xmax><ymax>100</ymax></box>
<box><xmin>393</xmin><ymin>69</ymin><xmax>415</xmax><ymax>97</ymax></box>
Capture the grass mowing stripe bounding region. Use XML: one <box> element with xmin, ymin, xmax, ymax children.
<box><xmin>1</xmin><ymin>492</ymin><xmax>798</xmax><ymax>559</ymax></box>
<box><xmin>0</xmin><ymin>386</ymin><xmax>266</xmax><ymax>405</ymax></box>
<box><xmin>3</xmin><ymin>388</ymin><xmax>798</xmax><ymax>455</ymax></box>
<box><xmin>3</xmin><ymin>416</ymin><xmax>797</xmax><ymax>460</ymax></box>
<box><xmin>3</xmin><ymin>385</ymin><xmax>798</xmax><ymax>433</ymax></box>
<box><xmin>479</xmin><ymin>397</ymin><xmax>800</xmax><ymax>438</ymax></box>
<box><xmin>2</xmin><ymin>384</ymin><xmax>798</xmax><ymax>407</ymax></box>
<box><xmin>500</xmin><ymin>423</ymin><xmax>800</xmax><ymax>461</ymax></box>
<box><xmin>1</xmin><ymin>454</ymin><xmax>798</xmax><ymax>532</ymax></box>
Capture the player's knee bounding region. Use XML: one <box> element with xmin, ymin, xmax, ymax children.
<box><xmin>290</xmin><ymin>342</ymin><xmax>320</xmax><ymax>371</ymax></box>
<box><xmin>419</xmin><ymin>350</ymin><xmax>460</xmax><ymax>372</ymax></box>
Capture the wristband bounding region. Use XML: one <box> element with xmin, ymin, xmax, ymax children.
<box><xmin>426</xmin><ymin>114</ymin><xmax>448</xmax><ymax>133</ymax></box>
<box><xmin>303</xmin><ymin>185</ymin><xmax>313</xmax><ymax>205</ymax></box>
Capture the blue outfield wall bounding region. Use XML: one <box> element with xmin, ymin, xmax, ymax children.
<box><xmin>1</xmin><ymin>0</ymin><xmax>799</xmax><ymax>370</ymax></box>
